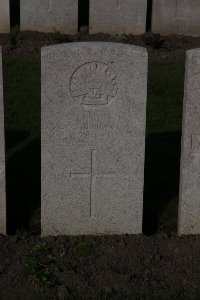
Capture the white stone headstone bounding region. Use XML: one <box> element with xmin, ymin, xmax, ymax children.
<box><xmin>0</xmin><ymin>0</ymin><xmax>10</xmax><ymax>33</ymax></box>
<box><xmin>20</xmin><ymin>0</ymin><xmax>78</xmax><ymax>34</ymax></box>
<box><xmin>179</xmin><ymin>49</ymin><xmax>200</xmax><ymax>235</ymax></box>
<box><xmin>41</xmin><ymin>42</ymin><xmax>148</xmax><ymax>236</ymax></box>
<box><xmin>0</xmin><ymin>47</ymin><xmax>6</xmax><ymax>234</ymax></box>
<box><xmin>89</xmin><ymin>0</ymin><xmax>147</xmax><ymax>35</ymax></box>
<box><xmin>152</xmin><ymin>0</ymin><xmax>200</xmax><ymax>37</ymax></box>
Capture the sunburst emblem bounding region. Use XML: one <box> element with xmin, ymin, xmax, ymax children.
<box><xmin>70</xmin><ymin>62</ymin><xmax>118</xmax><ymax>106</ymax></box>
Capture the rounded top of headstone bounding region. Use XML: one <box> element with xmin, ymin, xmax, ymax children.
<box><xmin>41</xmin><ymin>42</ymin><xmax>147</xmax><ymax>57</ymax></box>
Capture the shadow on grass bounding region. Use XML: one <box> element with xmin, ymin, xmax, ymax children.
<box><xmin>6</xmin><ymin>129</ymin><xmax>30</xmax><ymax>150</ymax></box>
<box><xmin>143</xmin><ymin>131</ymin><xmax>181</xmax><ymax>235</ymax></box>
<box><xmin>5</xmin><ymin>131</ymin><xmax>181</xmax><ymax>235</ymax></box>
<box><xmin>6</xmin><ymin>137</ymin><xmax>40</xmax><ymax>234</ymax></box>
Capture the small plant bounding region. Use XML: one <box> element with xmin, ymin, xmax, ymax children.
<box><xmin>24</xmin><ymin>242</ymin><xmax>59</xmax><ymax>287</ymax></box>
<box><xmin>75</xmin><ymin>241</ymin><xmax>95</xmax><ymax>257</ymax></box>
<box><xmin>52</xmin><ymin>28</ymin><xmax>70</xmax><ymax>43</ymax></box>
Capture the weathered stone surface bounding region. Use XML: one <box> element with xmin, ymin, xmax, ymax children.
<box><xmin>0</xmin><ymin>0</ymin><xmax>10</xmax><ymax>33</ymax></box>
<box><xmin>20</xmin><ymin>0</ymin><xmax>78</xmax><ymax>34</ymax></box>
<box><xmin>89</xmin><ymin>0</ymin><xmax>147</xmax><ymax>35</ymax></box>
<box><xmin>41</xmin><ymin>42</ymin><xmax>147</xmax><ymax>236</ymax></box>
<box><xmin>152</xmin><ymin>0</ymin><xmax>200</xmax><ymax>37</ymax></box>
<box><xmin>179</xmin><ymin>49</ymin><xmax>200</xmax><ymax>235</ymax></box>
<box><xmin>0</xmin><ymin>47</ymin><xmax>6</xmax><ymax>234</ymax></box>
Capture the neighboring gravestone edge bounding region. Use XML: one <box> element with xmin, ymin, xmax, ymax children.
<box><xmin>20</xmin><ymin>0</ymin><xmax>78</xmax><ymax>34</ymax></box>
<box><xmin>0</xmin><ymin>46</ymin><xmax>6</xmax><ymax>234</ymax></box>
<box><xmin>41</xmin><ymin>42</ymin><xmax>148</xmax><ymax>236</ymax></box>
<box><xmin>89</xmin><ymin>0</ymin><xmax>147</xmax><ymax>35</ymax></box>
<box><xmin>178</xmin><ymin>48</ymin><xmax>200</xmax><ymax>235</ymax></box>
<box><xmin>152</xmin><ymin>0</ymin><xmax>200</xmax><ymax>37</ymax></box>
<box><xmin>0</xmin><ymin>0</ymin><xmax>10</xmax><ymax>33</ymax></box>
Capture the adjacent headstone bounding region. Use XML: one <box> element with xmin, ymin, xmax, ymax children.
<box><xmin>152</xmin><ymin>0</ymin><xmax>200</xmax><ymax>37</ymax></box>
<box><xmin>89</xmin><ymin>0</ymin><xmax>147</xmax><ymax>35</ymax></box>
<box><xmin>0</xmin><ymin>47</ymin><xmax>6</xmax><ymax>234</ymax></box>
<box><xmin>42</xmin><ymin>42</ymin><xmax>148</xmax><ymax>236</ymax></box>
<box><xmin>0</xmin><ymin>0</ymin><xmax>10</xmax><ymax>33</ymax></box>
<box><xmin>179</xmin><ymin>49</ymin><xmax>200</xmax><ymax>235</ymax></box>
<box><xmin>20</xmin><ymin>0</ymin><xmax>78</xmax><ymax>34</ymax></box>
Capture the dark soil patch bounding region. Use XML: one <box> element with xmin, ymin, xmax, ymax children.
<box><xmin>0</xmin><ymin>31</ymin><xmax>200</xmax><ymax>61</ymax></box>
<box><xmin>0</xmin><ymin>233</ymin><xmax>200</xmax><ymax>299</ymax></box>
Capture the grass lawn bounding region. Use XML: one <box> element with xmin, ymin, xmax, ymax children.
<box><xmin>147</xmin><ymin>62</ymin><xmax>184</xmax><ymax>133</ymax></box>
<box><xmin>3</xmin><ymin>56</ymin><xmax>40</xmax><ymax>158</ymax></box>
<box><xmin>2</xmin><ymin>55</ymin><xmax>185</xmax><ymax>234</ymax></box>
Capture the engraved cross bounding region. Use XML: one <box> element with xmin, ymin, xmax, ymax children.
<box><xmin>70</xmin><ymin>149</ymin><xmax>115</xmax><ymax>218</ymax></box>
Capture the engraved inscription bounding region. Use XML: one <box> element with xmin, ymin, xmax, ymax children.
<box><xmin>70</xmin><ymin>62</ymin><xmax>118</xmax><ymax>106</ymax></box>
<box><xmin>76</xmin><ymin>111</ymin><xmax>114</xmax><ymax>130</ymax></box>
<box><xmin>191</xmin><ymin>134</ymin><xmax>200</xmax><ymax>156</ymax></box>
<box><xmin>70</xmin><ymin>149</ymin><xmax>115</xmax><ymax>218</ymax></box>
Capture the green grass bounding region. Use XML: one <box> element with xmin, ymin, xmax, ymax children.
<box><xmin>144</xmin><ymin>62</ymin><xmax>184</xmax><ymax>234</ymax></box>
<box><xmin>147</xmin><ymin>62</ymin><xmax>185</xmax><ymax>133</ymax></box>
<box><xmin>3</xmin><ymin>55</ymin><xmax>41</xmax><ymax>233</ymax></box>
<box><xmin>3</xmin><ymin>55</ymin><xmax>40</xmax><ymax>158</ymax></box>
<box><xmin>76</xmin><ymin>241</ymin><xmax>96</xmax><ymax>256</ymax></box>
<box><xmin>3</xmin><ymin>55</ymin><xmax>185</xmax><ymax>234</ymax></box>
<box><xmin>23</xmin><ymin>242</ymin><xmax>59</xmax><ymax>287</ymax></box>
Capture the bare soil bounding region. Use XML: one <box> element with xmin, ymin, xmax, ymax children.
<box><xmin>0</xmin><ymin>32</ymin><xmax>200</xmax><ymax>300</ymax></box>
<box><xmin>0</xmin><ymin>233</ymin><xmax>200</xmax><ymax>300</ymax></box>
<box><xmin>0</xmin><ymin>31</ymin><xmax>200</xmax><ymax>61</ymax></box>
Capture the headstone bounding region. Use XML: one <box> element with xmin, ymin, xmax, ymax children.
<box><xmin>0</xmin><ymin>0</ymin><xmax>10</xmax><ymax>33</ymax></box>
<box><xmin>152</xmin><ymin>0</ymin><xmax>200</xmax><ymax>37</ymax></box>
<box><xmin>89</xmin><ymin>0</ymin><xmax>147</xmax><ymax>35</ymax></box>
<box><xmin>41</xmin><ymin>42</ymin><xmax>148</xmax><ymax>236</ymax></box>
<box><xmin>20</xmin><ymin>0</ymin><xmax>78</xmax><ymax>34</ymax></box>
<box><xmin>179</xmin><ymin>49</ymin><xmax>200</xmax><ymax>235</ymax></box>
<box><xmin>0</xmin><ymin>47</ymin><xmax>6</xmax><ymax>234</ymax></box>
